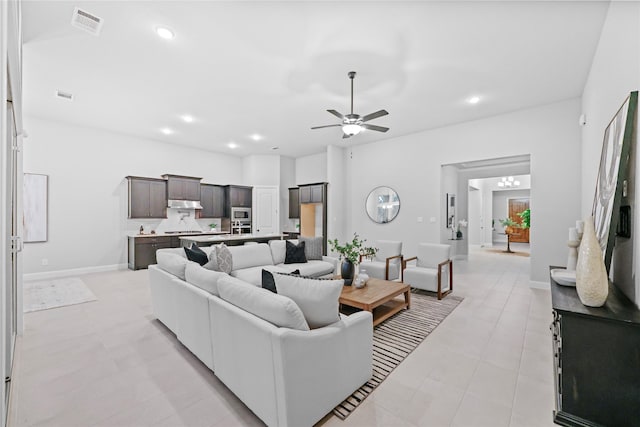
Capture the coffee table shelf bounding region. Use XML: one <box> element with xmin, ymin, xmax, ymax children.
<box><xmin>339</xmin><ymin>278</ymin><xmax>411</xmax><ymax>327</ymax></box>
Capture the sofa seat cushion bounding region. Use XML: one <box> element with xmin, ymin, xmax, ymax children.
<box><xmin>156</xmin><ymin>251</ymin><xmax>188</xmax><ymax>280</ymax></box>
<box><xmin>273</xmin><ymin>273</ymin><xmax>343</xmax><ymax>329</ymax></box>
<box><xmin>359</xmin><ymin>260</ymin><xmax>400</xmax><ymax>281</ymax></box>
<box><xmin>276</xmin><ymin>260</ymin><xmax>334</xmax><ymax>278</ymax></box>
<box><xmin>184</xmin><ymin>262</ymin><xmax>227</xmax><ymax>296</ymax></box>
<box><xmin>231</xmin><ymin>265</ymin><xmax>288</xmax><ymax>286</ymax></box>
<box><xmin>218</xmin><ymin>276</ymin><xmax>309</xmax><ymax>331</ymax></box>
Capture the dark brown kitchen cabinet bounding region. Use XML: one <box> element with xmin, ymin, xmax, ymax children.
<box><xmin>224</xmin><ymin>185</ymin><xmax>253</xmax><ymax>216</ymax></box>
<box><xmin>288</xmin><ymin>187</ymin><xmax>300</xmax><ymax>218</ymax></box>
<box><xmin>128</xmin><ymin>236</ymin><xmax>174</xmax><ymax>270</ymax></box>
<box><xmin>200</xmin><ymin>184</ymin><xmax>225</xmax><ymax>218</ymax></box>
<box><xmin>127</xmin><ymin>176</ymin><xmax>167</xmax><ymax>219</ymax></box>
<box><xmin>299</xmin><ymin>183</ymin><xmax>324</xmax><ymax>204</ymax></box>
<box><xmin>162</xmin><ymin>174</ymin><xmax>202</xmax><ymax>201</ymax></box>
<box><xmin>550</xmin><ymin>270</ymin><xmax>640</xmax><ymax>427</ymax></box>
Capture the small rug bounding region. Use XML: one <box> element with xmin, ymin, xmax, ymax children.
<box><xmin>23</xmin><ymin>277</ymin><xmax>97</xmax><ymax>313</ymax></box>
<box><xmin>333</xmin><ymin>290</ymin><xmax>463</xmax><ymax>420</ymax></box>
<box><xmin>485</xmin><ymin>248</ymin><xmax>530</xmax><ymax>257</ymax></box>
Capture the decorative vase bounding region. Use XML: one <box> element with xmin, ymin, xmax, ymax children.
<box><xmin>341</xmin><ymin>260</ymin><xmax>355</xmax><ymax>285</ymax></box>
<box><xmin>354</xmin><ymin>269</ymin><xmax>369</xmax><ymax>289</ymax></box>
<box><xmin>575</xmin><ymin>217</ymin><xmax>608</xmax><ymax>307</ymax></box>
<box><xmin>456</xmin><ymin>230</ymin><xmax>463</xmax><ymax>239</ymax></box>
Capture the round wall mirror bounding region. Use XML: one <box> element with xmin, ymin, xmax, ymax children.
<box><xmin>365</xmin><ymin>186</ymin><xmax>400</xmax><ymax>223</ymax></box>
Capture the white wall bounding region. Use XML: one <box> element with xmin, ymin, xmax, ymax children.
<box><xmin>326</xmin><ymin>145</ymin><xmax>347</xmax><ymax>246</ymax></box>
<box><xmin>22</xmin><ymin>117</ymin><xmax>243</xmax><ymax>275</ymax></box>
<box><xmin>242</xmin><ymin>154</ymin><xmax>280</xmax><ymax>186</ymax></box>
<box><xmin>295</xmin><ymin>152</ymin><xmax>327</xmax><ymax>185</ymax></box>
<box><xmin>581</xmin><ymin>1</ymin><xmax>640</xmax><ymax>305</ymax></box>
<box><xmin>346</xmin><ymin>99</ymin><xmax>582</xmax><ymax>283</ymax></box>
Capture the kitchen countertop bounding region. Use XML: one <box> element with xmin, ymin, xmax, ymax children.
<box><xmin>127</xmin><ymin>230</ymin><xmax>231</xmax><ymax>238</ymax></box>
<box><xmin>179</xmin><ymin>233</ymin><xmax>286</xmax><ymax>244</ymax></box>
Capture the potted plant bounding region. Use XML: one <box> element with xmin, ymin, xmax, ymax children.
<box><xmin>328</xmin><ymin>233</ymin><xmax>378</xmax><ymax>285</ymax></box>
<box><xmin>209</xmin><ymin>223</ymin><xmax>218</xmax><ymax>231</ymax></box>
<box><xmin>518</xmin><ymin>208</ymin><xmax>530</xmax><ymax>229</ymax></box>
<box><xmin>456</xmin><ymin>219</ymin><xmax>468</xmax><ymax>239</ymax></box>
<box><xmin>499</xmin><ymin>217</ymin><xmax>520</xmax><ymax>253</ymax></box>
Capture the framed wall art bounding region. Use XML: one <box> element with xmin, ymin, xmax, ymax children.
<box><xmin>592</xmin><ymin>91</ymin><xmax>637</xmax><ymax>272</ymax></box>
<box><xmin>23</xmin><ymin>173</ymin><xmax>49</xmax><ymax>243</ymax></box>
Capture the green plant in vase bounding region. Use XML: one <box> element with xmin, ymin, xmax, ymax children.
<box><xmin>328</xmin><ymin>233</ymin><xmax>378</xmax><ymax>285</ymax></box>
<box><xmin>209</xmin><ymin>223</ymin><xmax>218</xmax><ymax>231</ymax></box>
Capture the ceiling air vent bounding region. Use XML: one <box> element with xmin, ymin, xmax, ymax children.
<box><xmin>71</xmin><ymin>7</ymin><xmax>103</xmax><ymax>36</ymax></box>
<box><xmin>55</xmin><ymin>90</ymin><xmax>74</xmax><ymax>101</ymax></box>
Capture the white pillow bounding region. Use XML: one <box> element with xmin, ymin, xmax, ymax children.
<box><xmin>184</xmin><ymin>262</ymin><xmax>226</xmax><ymax>296</ymax></box>
<box><xmin>156</xmin><ymin>252</ymin><xmax>188</xmax><ymax>280</ymax></box>
<box><xmin>273</xmin><ymin>274</ymin><xmax>343</xmax><ymax>329</ymax></box>
<box><xmin>269</xmin><ymin>240</ymin><xmax>287</xmax><ymax>265</ymax></box>
<box><xmin>218</xmin><ymin>276</ymin><xmax>309</xmax><ymax>331</ymax></box>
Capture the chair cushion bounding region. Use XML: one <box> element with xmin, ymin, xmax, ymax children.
<box><xmin>273</xmin><ymin>273</ymin><xmax>343</xmax><ymax>329</ymax></box>
<box><xmin>156</xmin><ymin>252</ymin><xmax>188</xmax><ymax>280</ymax></box>
<box><xmin>376</xmin><ymin>240</ymin><xmax>402</xmax><ymax>264</ymax></box>
<box><xmin>416</xmin><ymin>243</ymin><xmax>451</xmax><ymax>269</ymax></box>
<box><xmin>228</xmin><ymin>243</ymin><xmax>274</xmax><ymax>271</ymax></box>
<box><xmin>184</xmin><ymin>262</ymin><xmax>226</xmax><ymax>296</ymax></box>
<box><xmin>217</xmin><ymin>276</ymin><xmax>309</xmax><ymax>331</ymax></box>
<box><xmin>360</xmin><ymin>260</ymin><xmax>400</xmax><ymax>281</ymax></box>
<box><xmin>299</xmin><ymin>236</ymin><xmax>323</xmax><ymax>260</ymax></box>
<box><xmin>285</xmin><ymin>241</ymin><xmax>307</xmax><ymax>264</ymax></box>
<box><xmin>403</xmin><ymin>266</ymin><xmax>450</xmax><ymax>293</ymax></box>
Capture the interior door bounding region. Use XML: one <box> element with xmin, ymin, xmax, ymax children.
<box><xmin>508</xmin><ymin>198</ymin><xmax>530</xmax><ymax>243</ymax></box>
<box><xmin>253</xmin><ymin>187</ymin><xmax>278</xmax><ymax>235</ymax></box>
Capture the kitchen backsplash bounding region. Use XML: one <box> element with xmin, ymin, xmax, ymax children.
<box><xmin>126</xmin><ymin>208</ymin><xmax>222</xmax><ymax>234</ymax></box>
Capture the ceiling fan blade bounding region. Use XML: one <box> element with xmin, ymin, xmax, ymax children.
<box><xmin>362</xmin><ymin>124</ymin><xmax>389</xmax><ymax>133</ymax></box>
<box><xmin>327</xmin><ymin>109</ymin><xmax>345</xmax><ymax>120</ymax></box>
<box><xmin>342</xmin><ymin>133</ymin><xmax>351</xmax><ymax>139</ymax></box>
<box><xmin>311</xmin><ymin>124</ymin><xmax>342</xmax><ymax>130</ymax></box>
<box><xmin>361</xmin><ymin>109</ymin><xmax>389</xmax><ymax>122</ymax></box>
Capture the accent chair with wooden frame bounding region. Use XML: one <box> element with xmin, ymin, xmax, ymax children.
<box><xmin>402</xmin><ymin>243</ymin><xmax>453</xmax><ymax>299</ymax></box>
<box><xmin>359</xmin><ymin>240</ymin><xmax>404</xmax><ymax>281</ymax></box>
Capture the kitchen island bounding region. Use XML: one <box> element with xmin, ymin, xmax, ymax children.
<box><xmin>179</xmin><ymin>233</ymin><xmax>286</xmax><ymax>247</ymax></box>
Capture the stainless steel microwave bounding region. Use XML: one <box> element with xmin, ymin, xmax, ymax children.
<box><xmin>231</xmin><ymin>207</ymin><xmax>251</xmax><ymax>221</ymax></box>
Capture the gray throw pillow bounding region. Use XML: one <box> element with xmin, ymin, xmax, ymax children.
<box><xmin>203</xmin><ymin>246</ymin><xmax>219</xmax><ymax>271</ymax></box>
<box><xmin>300</xmin><ymin>236</ymin><xmax>323</xmax><ymax>260</ymax></box>
<box><xmin>216</xmin><ymin>243</ymin><xmax>233</xmax><ymax>274</ymax></box>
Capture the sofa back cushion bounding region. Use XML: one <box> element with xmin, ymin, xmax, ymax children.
<box><xmin>376</xmin><ymin>240</ymin><xmax>402</xmax><ymax>264</ymax></box>
<box><xmin>273</xmin><ymin>274</ymin><xmax>343</xmax><ymax>329</ymax></box>
<box><xmin>227</xmin><ymin>243</ymin><xmax>274</xmax><ymax>271</ymax></box>
<box><xmin>184</xmin><ymin>262</ymin><xmax>226</xmax><ymax>296</ymax></box>
<box><xmin>416</xmin><ymin>243</ymin><xmax>451</xmax><ymax>269</ymax></box>
<box><xmin>217</xmin><ymin>276</ymin><xmax>309</xmax><ymax>331</ymax></box>
<box><xmin>156</xmin><ymin>251</ymin><xmax>188</xmax><ymax>280</ymax></box>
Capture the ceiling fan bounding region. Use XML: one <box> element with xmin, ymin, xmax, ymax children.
<box><xmin>311</xmin><ymin>71</ymin><xmax>389</xmax><ymax>139</ymax></box>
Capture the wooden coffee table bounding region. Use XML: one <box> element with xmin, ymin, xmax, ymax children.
<box><xmin>339</xmin><ymin>278</ymin><xmax>411</xmax><ymax>326</ymax></box>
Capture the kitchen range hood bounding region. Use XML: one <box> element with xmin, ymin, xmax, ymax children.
<box><xmin>168</xmin><ymin>199</ymin><xmax>203</xmax><ymax>209</ymax></box>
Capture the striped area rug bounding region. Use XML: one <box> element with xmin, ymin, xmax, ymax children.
<box><xmin>332</xmin><ymin>289</ymin><xmax>463</xmax><ymax>420</ymax></box>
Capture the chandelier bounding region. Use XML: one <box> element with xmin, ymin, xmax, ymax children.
<box><xmin>497</xmin><ymin>176</ymin><xmax>520</xmax><ymax>188</ymax></box>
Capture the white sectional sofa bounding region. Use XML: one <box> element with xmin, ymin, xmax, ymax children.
<box><xmin>148</xmin><ymin>241</ymin><xmax>373</xmax><ymax>427</ymax></box>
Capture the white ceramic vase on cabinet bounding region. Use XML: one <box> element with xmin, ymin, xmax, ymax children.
<box><xmin>575</xmin><ymin>217</ymin><xmax>608</xmax><ymax>307</ymax></box>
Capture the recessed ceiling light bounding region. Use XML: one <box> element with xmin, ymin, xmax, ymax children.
<box><xmin>161</xmin><ymin>128</ymin><xmax>173</xmax><ymax>135</ymax></box>
<box><xmin>468</xmin><ymin>96</ymin><xmax>481</xmax><ymax>104</ymax></box>
<box><xmin>156</xmin><ymin>27</ymin><xmax>175</xmax><ymax>40</ymax></box>
<box><xmin>227</xmin><ymin>142</ymin><xmax>238</xmax><ymax>149</ymax></box>
<box><xmin>250</xmin><ymin>133</ymin><xmax>263</xmax><ymax>141</ymax></box>
<box><xmin>181</xmin><ymin>115</ymin><xmax>194</xmax><ymax>123</ymax></box>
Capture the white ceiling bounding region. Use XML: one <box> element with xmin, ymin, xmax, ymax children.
<box><xmin>21</xmin><ymin>1</ymin><xmax>609</xmax><ymax>158</ymax></box>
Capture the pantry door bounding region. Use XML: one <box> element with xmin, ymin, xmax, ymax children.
<box><xmin>253</xmin><ymin>186</ymin><xmax>279</xmax><ymax>235</ymax></box>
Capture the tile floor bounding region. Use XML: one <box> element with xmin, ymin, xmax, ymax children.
<box><xmin>10</xmin><ymin>243</ymin><xmax>556</xmax><ymax>427</ymax></box>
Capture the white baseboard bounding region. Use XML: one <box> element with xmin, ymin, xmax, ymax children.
<box><xmin>529</xmin><ymin>280</ymin><xmax>550</xmax><ymax>290</ymax></box>
<box><xmin>24</xmin><ymin>263</ymin><xmax>128</xmax><ymax>282</ymax></box>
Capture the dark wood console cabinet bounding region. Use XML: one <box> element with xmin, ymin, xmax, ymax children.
<box><xmin>550</xmin><ymin>271</ymin><xmax>640</xmax><ymax>427</ymax></box>
<box><xmin>128</xmin><ymin>236</ymin><xmax>178</xmax><ymax>270</ymax></box>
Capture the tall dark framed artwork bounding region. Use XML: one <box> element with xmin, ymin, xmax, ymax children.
<box><xmin>592</xmin><ymin>91</ymin><xmax>637</xmax><ymax>272</ymax></box>
<box><xmin>446</xmin><ymin>193</ymin><xmax>456</xmax><ymax>229</ymax></box>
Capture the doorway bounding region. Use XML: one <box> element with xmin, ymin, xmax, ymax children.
<box><xmin>508</xmin><ymin>198</ymin><xmax>530</xmax><ymax>243</ymax></box>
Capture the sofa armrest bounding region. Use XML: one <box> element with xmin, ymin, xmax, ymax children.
<box><xmin>270</xmin><ymin>311</ymin><xmax>373</xmax><ymax>426</ymax></box>
<box><xmin>322</xmin><ymin>255</ymin><xmax>340</xmax><ymax>274</ymax></box>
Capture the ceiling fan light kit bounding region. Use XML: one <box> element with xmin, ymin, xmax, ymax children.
<box><xmin>311</xmin><ymin>71</ymin><xmax>389</xmax><ymax>139</ymax></box>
